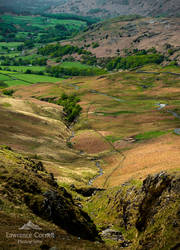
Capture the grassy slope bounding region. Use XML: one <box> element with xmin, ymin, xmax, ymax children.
<box><xmin>11</xmin><ymin>64</ymin><xmax>180</xmax><ymax>188</ymax></box>
<box><xmin>0</xmin><ymin>70</ymin><xmax>62</xmax><ymax>86</ymax></box>
<box><xmin>0</xmin><ymin>62</ymin><xmax>179</xmax><ymax>249</ymax></box>
<box><xmin>2</xmin><ymin>65</ymin><xmax>46</xmax><ymax>72</ymax></box>
<box><xmin>0</xmin><ymin>96</ymin><xmax>98</xmax><ymax>186</ymax></box>
<box><xmin>0</xmin><ymin>146</ymin><xmax>107</xmax><ymax>249</ymax></box>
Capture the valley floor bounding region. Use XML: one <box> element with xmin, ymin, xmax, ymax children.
<box><xmin>0</xmin><ymin>65</ymin><xmax>180</xmax><ymax>249</ymax></box>
<box><xmin>7</xmin><ymin>66</ymin><xmax>179</xmax><ymax>188</ymax></box>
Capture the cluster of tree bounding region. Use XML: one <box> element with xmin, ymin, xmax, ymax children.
<box><xmin>36</xmin><ymin>23</ymin><xmax>83</xmax><ymax>44</ymax></box>
<box><xmin>16</xmin><ymin>40</ymin><xmax>35</xmax><ymax>50</ymax></box>
<box><xmin>81</xmin><ymin>54</ymin><xmax>97</xmax><ymax>66</ymax></box>
<box><xmin>106</xmin><ymin>54</ymin><xmax>164</xmax><ymax>70</ymax></box>
<box><xmin>0</xmin><ymin>23</ymin><xmax>74</xmax><ymax>44</ymax></box>
<box><xmin>46</xmin><ymin>65</ymin><xmax>106</xmax><ymax>77</ymax></box>
<box><xmin>0</xmin><ymin>22</ymin><xmax>16</xmax><ymax>35</ymax></box>
<box><xmin>1</xmin><ymin>56</ymin><xmax>47</xmax><ymax>66</ymax></box>
<box><xmin>92</xmin><ymin>42</ymin><xmax>99</xmax><ymax>48</ymax></box>
<box><xmin>38</xmin><ymin>44</ymin><xmax>92</xmax><ymax>58</ymax></box>
<box><xmin>0</xmin><ymin>22</ymin><xmax>17</xmax><ymax>42</ymax></box>
<box><xmin>123</xmin><ymin>48</ymin><xmax>157</xmax><ymax>56</ymax></box>
<box><xmin>0</xmin><ymin>19</ymin><xmax>43</xmax><ymax>42</ymax></box>
<box><xmin>25</xmin><ymin>69</ymin><xmax>44</xmax><ymax>75</ymax></box>
<box><xmin>2</xmin><ymin>89</ymin><xmax>14</xmax><ymax>96</ymax></box>
<box><xmin>55</xmin><ymin>93</ymin><xmax>82</xmax><ymax>124</ymax></box>
<box><xmin>0</xmin><ymin>80</ymin><xmax>8</xmax><ymax>88</ymax></box>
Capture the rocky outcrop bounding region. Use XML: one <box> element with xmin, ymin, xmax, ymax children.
<box><xmin>0</xmin><ymin>146</ymin><xmax>101</xmax><ymax>241</ymax></box>
<box><xmin>25</xmin><ymin>189</ymin><xmax>100</xmax><ymax>241</ymax></box>
<box><xmin>136</xmin><ymin>172</ymin><xmax>172</xmax><ymax>232</ymax></box>
<box><xmin>85</xmin><ymin>171</ymin><xmax>180</xmax><ymax>249</ymax></box>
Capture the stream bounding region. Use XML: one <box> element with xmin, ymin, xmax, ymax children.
<box><xmin>68</xmin><ymin>128</ymin><xmax>104</xmax><ymax>186</ymax></box>
<box><xmin>88</xmin><ymin>161</ymin><xmax>103</xmax><ymax>186</ymax></box>
<box><xmin>89</xmin><ymin>90</ymin><xmax>124</xmax><ymax>102</ymax></box>
<box><xmin>167</xmin><ymin>110</ymin><xmax>180</xmax><ymax>119</ymax></box>
<box><xmin>156</xmin><ymin>103</ymin><xmax>180</xmax><ymax>135</ymax></box>
<box><xmin>62</xmin><ymin>82</ymin><xmax>80</xmax><ymax>90</ymax></box>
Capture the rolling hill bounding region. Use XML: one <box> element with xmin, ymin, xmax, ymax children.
<box><xmin>0</xmin><ymin>1</ymin><xmax>180</xmax><ymax>248</ymax></box>
<box><xmin>64</xmin><ymin>16</ymin><xmax>180</xmax><ymax>63</ymax></box>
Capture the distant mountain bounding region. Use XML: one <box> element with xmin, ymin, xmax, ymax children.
<box><xmin>0</xmin><ymin>0</ymin><xmax>64</xmax><ymax>14</ymax></box>
<box><xmin>50</xmin><ymin>0</ymin><xmax>180</xmax><ymax>18</ymax></box>
<box><xmin>1</xmin><ymin>0</ymin><xmax>179</xmax><ymax>17</ymax></box>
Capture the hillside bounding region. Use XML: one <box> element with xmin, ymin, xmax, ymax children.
<box><xmin>0</xmin><ymin>146</ymin><xmax>106</xmax><ymax>249</ymax></box>
<box><xmin>0</xmin><ymin>63</ymin><xmax>180</xmax><ymax>248</ymax></box>
<box><xmin>51</xmin><ymin>0</ymin><xmax>180</xmax><ymax>18</ymax></box>
<box><xmin>9</xmin><ymin>64</ymin><xmax>180</xmax><ymax>188</ymax></box>
<box><xmin>84</xmin><ymin>171</ymin><xmax>180</xmax><ymax>249</ymax></box>
<box><xmin>1</xmin><ymin>145</ymin><xmax>179</xmax><ymax>249</ymax></box>
<box><xmin>0</xmin><ymin>6</ymin><xmax>180</xmax><ymax>248</ymax></box>
<box><xmin>66</xmin><ymin>16</ymin><xmax>180</xmax><ymax>61</ymax></box>
<box><xmin>0</xmin><ymin>96</ymin><xmax>99</xmax><ymax>186</ymax></box>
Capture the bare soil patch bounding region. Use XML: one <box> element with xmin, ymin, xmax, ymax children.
<box><xmin>72</xmin><ymin>130</ymin><xmax>111</xmax><ymax>154</ymax></box>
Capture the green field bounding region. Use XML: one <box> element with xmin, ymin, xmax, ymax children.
<box><xmin>2</xmin><ymin>66</ymin><xmax>46</xmax><ymax>73</ymax></box>
<box><xmin>60</xmin><ymin>62</ymin><xmax>97</xmax><ymax>69</ymax></box>
<box><xmin>2</xmin><ymin>15</ymin><xmax>86</xmax><ymax>28</ymax></box>
<box><xmin>0</xmin><ymin>15</ymin><xmax>87</xmax><ymax>44</ymax></box>
<box><xmin>134</xmin><ymin>130</ymin><xmax>170</xmax><ymax>141</ymax></box>
<box><xmin>0</xmin><ymin>42</ymin><xmax>23</xmax><ymax>49</ymax></box>
<box><xmin>0</xmin><ymin>70</ymin><xmax>62</xmax><ymax>87</ymax></box>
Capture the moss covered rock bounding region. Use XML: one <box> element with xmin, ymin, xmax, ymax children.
<box><xmin>84</xmin><ymin>172</ymin><xmax>180</xmax><ymax>249</ymax></box>
<box><xmin>0</xmin><ymin>146</ymin><xmax>101</xmax><ymax>241</ymax></box>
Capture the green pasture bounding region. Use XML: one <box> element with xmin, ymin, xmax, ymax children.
<box><xmin>2</xmin><ymin>15</ymin><xmax>86</xmax><ymax>29</ymax></box>
<box><xmin>0</xmin><ymin>70</ymin><xmax>62</xmax><ymax>87</ymax></box>
<box><xmin>0</xmin><ymin>42</ymin><xmax>23</xmax><ymax>49</ymax></box>
<box><xmin>2</xmin><ymin>66</ymin><xmax>46</xmax><ymax>73</ymax></box>
<box><xmin>60</xmin><ymin>62</ymin><xmax>96</xmax><ymax>69</ymax></box>
<box><xmin>134</xmin><ymin>130</ymin><xmax>170</xmax><ymax>141</ymax></box>
<box><xmin>15</xmin><ymin>73</ymin><xmax>62</xmax><ymax>83</ymax></box>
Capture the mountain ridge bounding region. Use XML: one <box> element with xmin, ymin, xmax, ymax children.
<box><xmin>50</xmin><ymin>0</ymin><xmax>180</xmax><ymax>18</ymax></box>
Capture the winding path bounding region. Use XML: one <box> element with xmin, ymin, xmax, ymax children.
<box><xmin>156</xmin><ymin>103</ymin><xmax>180</xmax><ymax>134</ymax></box>
<box><xmin>85</xmin><ymin>102</ymin><xmax>126</xmax><ymax>188</ymax></box>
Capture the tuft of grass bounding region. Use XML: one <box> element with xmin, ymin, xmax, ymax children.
<box><xmin>105</xmin><ymin>135</ymin><xmax>122</xmax><ymax>143</ymax></box>
<box><xmin>1</xmin><ymin>102</ymin><xmax>12</xmax><ymax>108</ymax></box>
<box><xmin>134</xmin><ymin>130</ymin><xmax>169</xmax><ymax>141</ymax></box>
